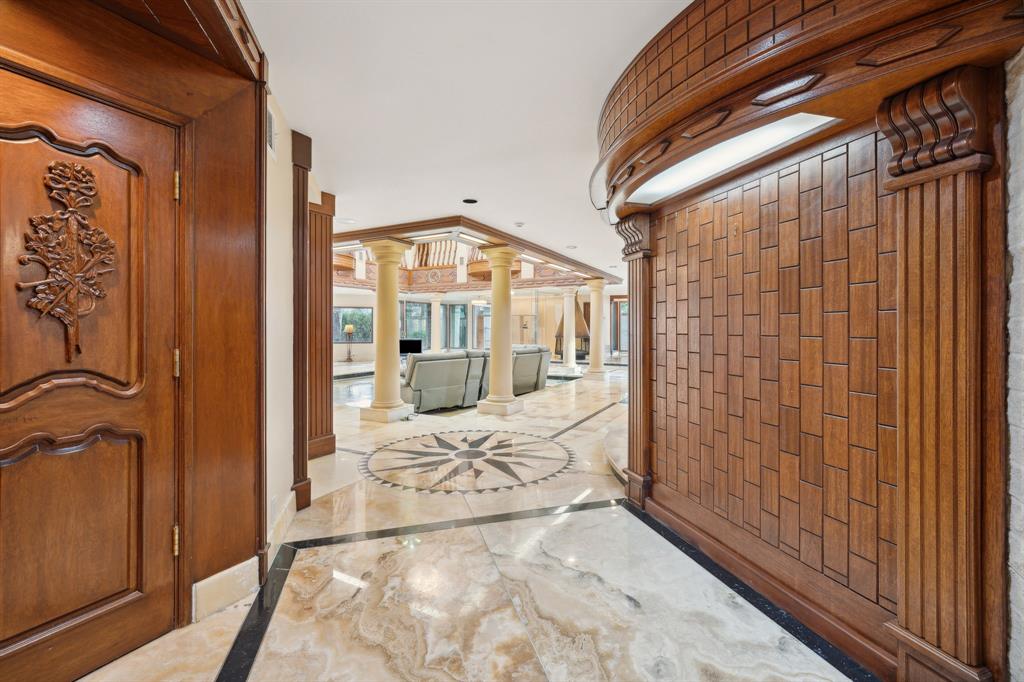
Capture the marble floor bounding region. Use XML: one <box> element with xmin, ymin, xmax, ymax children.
<box><xmin>86</xmin><ymin>368</ymin><xmax>863</xmax><ymax>682</ymax></box>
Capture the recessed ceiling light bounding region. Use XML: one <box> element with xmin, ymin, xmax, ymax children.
<box><xmin>462</xmin><ymin>198</ymin><xmax>478</xmax><ymax>204</ymax></box>
<box><xmin>628</xmin><ymin>113</ymin><xmax>838</xmax><ymax>205</ymax></box>
<box><xmin>566</xmin><ymin>245</ymin><xmax>577</xmax><ymax>249</ymax></box>
<box><xmin>514</xmin><ymin>221</ymin><xmax>525</xmax><ymax>228</ymax></box>
<box><xmin>608</xmin><ymin>265</ymin><xmax>619</xmax><ymax>269</ymax></box>
<box><xmin>338</xmin><ymin>218</ymin><xmax>357</xmax><ymax>225</ymax></box>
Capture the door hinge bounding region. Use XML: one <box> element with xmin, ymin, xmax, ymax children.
<box><xmin>172</xmin><ymin>524</ymin><xmax>180</xmax><ymax>557</ymax></box>
<box><xmin>174</xmin><ymin>171</ymin><xmax>180</xmax><ymax>202</ymax></box>
<box><xmin>173</xmin><ymin>348</ymin><xmax>181</xmax><ymax>378</ymax></box>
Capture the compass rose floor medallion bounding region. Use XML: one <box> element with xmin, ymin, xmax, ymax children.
<box><xmin>360</xmin><ymin>430</ymin><xmax>574</xmax><ymax>494</ymax></box>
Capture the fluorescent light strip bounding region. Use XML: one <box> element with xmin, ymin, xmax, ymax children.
<box><xmin>629</xmin><ymin>113</ymin><xmax>837</xmax><ymax>205</ymax></box>
<box><xmin>458</xmin><ymin>234</ymin><xmax>489</xmax><ymax>245</ymax></box>
<box><xmin>544</xmin><ymin>262</ymin><xmax>569</xmax><ymax>272</ymax></box>
<box><xmin>334</xmin><ymin>243</ymin><xmax>360</xmax><ymax>251</ymax></box>
<box><xmin>410</xmin><ymin>231</ymin><xmax>453</xmax><ymax>242</ymax></box>
<box><xmin>519</xmin><ymin>254</ymin><xmax>543</xmax><ymax>264</ymax></box>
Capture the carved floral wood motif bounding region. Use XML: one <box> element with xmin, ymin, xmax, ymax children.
<box><xmin>16</xmin><ymin>161</ymin><xmax>116</xmax><ymax>362</ymax></box>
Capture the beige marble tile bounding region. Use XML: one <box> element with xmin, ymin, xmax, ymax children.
<box><xmin>478</xmin><ymin>507</ymin><xmax>848</xmax><ymax>682</ymax></box>
<box><xmin>250</xmin><ymin>527</ymin><xmax>546</xmax><ymax>681</ymax></box>
<box><xmin>286</xmin><ymin>478</ymin><xmax>475</xmax><ymax>541</ymax></box>
<box><xmin>83</xmin><ymin>596</ymin><xmax>252</xmax><ymax>682</ymax></box>
<box><xmin>461</xmin><ymin>469</ymin><xmax>623</xmax><ymax>518</ymax></box>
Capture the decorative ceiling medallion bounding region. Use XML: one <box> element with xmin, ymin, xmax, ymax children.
<box><xmin>751</xmin><ymin>73</ymin><xmax>824</xmax><ymax>106</ymax></box>
<box><xmin>360</xmin><ymin>430</ymin><xmax>574</xmax><ymax>494</ymax></box>
<box><xmin>16</xmin><ymin>161</ymin><xmax>116</xmax><ymax>362</ymax></box>
<box><xmin>857</xmin><ymin>26</ymin><xmax>961</xmax><ymax>67</ymax></box>
<box><xmin>680</xmin><ymin>108</ymin><xmax>731</xmax><ymax>139</ymax></box>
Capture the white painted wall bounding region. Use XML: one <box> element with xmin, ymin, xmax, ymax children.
<box><xmin>1005</xmin><ymin>46</ymin><xmax>1024</xmax><ymax>682</ymax></box>
<box><xmin>264</xmin><ymin>94</ymin><xmax>297</xmax><ymax>547</ymax></box>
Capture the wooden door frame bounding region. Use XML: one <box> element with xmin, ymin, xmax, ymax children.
<box><xmin>0</xmin><ymin>1</ymin><xmax>269</xmax><ymax>629</ymax></box>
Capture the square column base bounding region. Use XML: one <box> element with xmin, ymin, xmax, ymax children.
<box><xmin>360</xmin><ymin>403</ymin><xmax>414</xmax><ymax>423</ymax></box>
<box><xmin>477</xmin><ymin>398</ymin><xmax>524</xmax><ymax>415</ymax></box>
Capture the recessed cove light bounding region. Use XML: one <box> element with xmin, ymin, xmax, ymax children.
<box><xmin>628</xmin><ymin>113</ymin><xmax>837</xmax><ymax>205</ymax></box>
<box><xmin>462</xmin><ymin>198</ymin><xmax>478</xmax><ymax>204</ymax></box>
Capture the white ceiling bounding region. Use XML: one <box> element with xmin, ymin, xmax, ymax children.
<box><xmin>244</xmin><ymin>0</ymin><xmax>684</xmax><ymax>280</ymax></box>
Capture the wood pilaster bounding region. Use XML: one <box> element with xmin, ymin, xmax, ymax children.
<box><xmin>308</xmin><ymin>192</ymin><xmax>337</xmax><ymax>459</ymax></box>
<box><xmin>877</xmin><ymin>66</ymin><xmax>1003</xmax><ymax>682</ymax></box>
<box><xmin>291</xmin><ymin>130</ymin><xmax>312</xmax><ymax>510</ymax></box>
<box><xmin>615</xmin><ymin>213</ymin><xmax>653</xmax><ymax>506</ymax></box>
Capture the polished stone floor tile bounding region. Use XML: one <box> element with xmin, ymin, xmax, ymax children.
<box><xmin>285</xmin><ymin>478</ymin><xmax>474</xmax><ymax>542</ymax></box>
<box><xmin>83</xmin><ymin>596</ymin><xmax>253</xmax><ymax>682</ymax></box>
<box><xmin>477</xmin><ymin>506</ymin><xmax>847</xmax><ymax>682</ymax></box>
<box><xmin>249</xmin><ymin>527</ymin><xmax>546</xmax><ymax>681</ymax></box>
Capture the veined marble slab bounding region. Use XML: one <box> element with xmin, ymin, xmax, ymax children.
<box><xmin>249</xmin><ymin>527</ymin><xmax>546</xmax><ymax>681</ymax></box>
<box><xmin>478</xmin><ymin>506</ymin><xmax>849</xmax><ymax>682</ymax></box>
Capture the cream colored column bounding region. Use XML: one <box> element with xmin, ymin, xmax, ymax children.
<box><xmin>478</xmin><ymin>245</ymin><xmax>523</xmax><ymax>415</ymax></box>
<box><xmin>561</xmin><ymin>287</ymin><xmax>578</xmax><ymax>370</ymax></box>
<box><xmin>586</xmin><ymin>278</ymin><xmax>607</xmax><ymax>373</ymax></box>
<box><xmin>360</xmin><ymin>238</ymin><xmax>414</xmax><ymax>422</ymax></box>
<box><xmin>430</xmin><ymin>294</ymin><xmax>443</xmax><ymax>352</ymax></box>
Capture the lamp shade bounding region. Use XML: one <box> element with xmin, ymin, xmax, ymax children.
<box><xmin>343</xmin><ymin>324</ymin><xmax>355</xmax><ymax>334</ymax></box>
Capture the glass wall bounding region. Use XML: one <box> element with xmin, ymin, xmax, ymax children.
<box><xmin>612</xmin><ymin>299</ymin><xmax>629</xmax><ymax>352</ymax></box>
<box><xmin>473</xmin><ymin>304</ymin><xmax>491</xmax><ymax>349</ymax></box>
<box><xmin>442</xmin><ymin>303</ymin><xmax>468</xmax><ymax>349</ymax></box>
<box><xmin>332</xmin><ymin>306</ymin><xmax>373</xmax><ymax>343</ymax></box>
<box><xmin>401</xmin><ymin>301</ymin><xmax>430</xmax><ymax>346</ymax></box>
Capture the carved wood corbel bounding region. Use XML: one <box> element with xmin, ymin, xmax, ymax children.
<box><xmin>876</xmin><ymin>65</ymin><xmax>999</xmax><ymax>682</ymax></box>
<box><xmin>613</xmin><ymin>213</ymin><xmax>654</xmax><ymax>505</ymax></box>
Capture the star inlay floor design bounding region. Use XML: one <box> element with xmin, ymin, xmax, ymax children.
<box><xmin>360</xmin><ymin>430</ymin><xmax>574</xmax><ymax>494</ymax></box>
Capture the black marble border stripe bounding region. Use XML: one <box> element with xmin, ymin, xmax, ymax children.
<box><xmin>550</xmin><ymin>401</ymin><xmax>618</xmax><ymax>438</ymax></box>
<box><xmin>622</xmin><ymin>501</ymin><xmax>878</xmax><ymax>682</ymax></box>
<box><xmin>215</xmin><ymin>497</ymin><xmax>624</xmax><ymax>682</ymax></box>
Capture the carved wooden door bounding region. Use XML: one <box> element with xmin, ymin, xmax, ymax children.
<box><xmin>0</xmin><ymin>68</ymin><xmax>178</xmax><ymax>679</ymax></box>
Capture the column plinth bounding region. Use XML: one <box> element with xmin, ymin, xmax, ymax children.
<box><xmin>360</xmin><ymin>238</ymin><xmax>414</xmax><ymax>422</ymax></box>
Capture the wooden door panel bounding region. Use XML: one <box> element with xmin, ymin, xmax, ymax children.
<box><xmin>0</xmin><ymin>137</ymin><xmax>143</xmax><ymax>406</ymax></box>
<box><xmin>0</xmin><ymin>430</ymin><xmax>140</xmax><ymax>641</ymax></box>
<box><xmin>0</xmin><ymin>68</ymin><xmax>177</xmax><ymax>680</ymax></box>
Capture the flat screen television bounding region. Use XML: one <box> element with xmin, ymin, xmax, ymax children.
<box><xmin>399</xmin><ymin>338</ymin><xmax>422</xmax><ymax>355</ymax></box>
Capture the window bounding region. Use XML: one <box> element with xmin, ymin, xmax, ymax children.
<box><xmin>442</xmin><ymin>303</ymin><xmax>467</xmax><ymax>349</ymax></box>
<box><xmin>402</xmin><ymin>301</ymin><xmax>430</xmax><ymax>345</ymax></box>
<box><xmin>332</xmin><ymin>307</ymin><xmax>373</xmax><ymax>343</ymax></box>
<box><xmin>612</xmin><ymin>298</ymin><xmax>629</xmax><ymax>352</ymax></box>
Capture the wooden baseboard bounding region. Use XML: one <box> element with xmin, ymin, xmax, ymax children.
<box><xmin>291</xmin><ymin>477</ymin><xmax>311</xmax><ymax>510</ymax></box>
<box><xmin>645</xmin><ymin>495</ymin><xmax>896</xmax><ymax>678</ymax></box>
<box><xmin>308</xmin><ymin>433</ymin><xmax>336</xmax><ymax>459</ymax></box>
<box><xmin>883</xmin><ymin>623</ymin><xmax>992</xmax><ymax>682</ymax></box>
<box><xmin>623</xmin><ymin>468</ymin><xmax>649</xmax><ymax>506</ymax></box>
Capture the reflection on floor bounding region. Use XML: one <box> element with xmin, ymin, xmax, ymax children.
<box><xmin>88</xmin><ymin>368</ymin><xmax>862</xmax><ymax>681</ymax></box>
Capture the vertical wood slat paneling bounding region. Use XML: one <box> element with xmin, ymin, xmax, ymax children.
<box><xmin>650</xmin><ymin>128</ymin><xmax>893</xmax><ymax>602</ymax></box>
<box><xmin>896</xmin><ymin>169</ymin><xmax>982</xmax><ymax>667</ymax></box>
<box><xmin>308</xmin><ymin>198</ymin><xmax>336</xmax><ymax>458</ymax></box>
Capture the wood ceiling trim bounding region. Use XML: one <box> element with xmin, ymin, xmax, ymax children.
<box><xmin>331</xmin><ymin>215</ymin><xmax>623</xmax><ymax>284</ymax></box>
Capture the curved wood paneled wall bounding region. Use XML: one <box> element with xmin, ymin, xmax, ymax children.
<box><xmin>601</xmin><ymin>2</ymin><xmax>1024</xmax><ymax>680</ymax></box>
